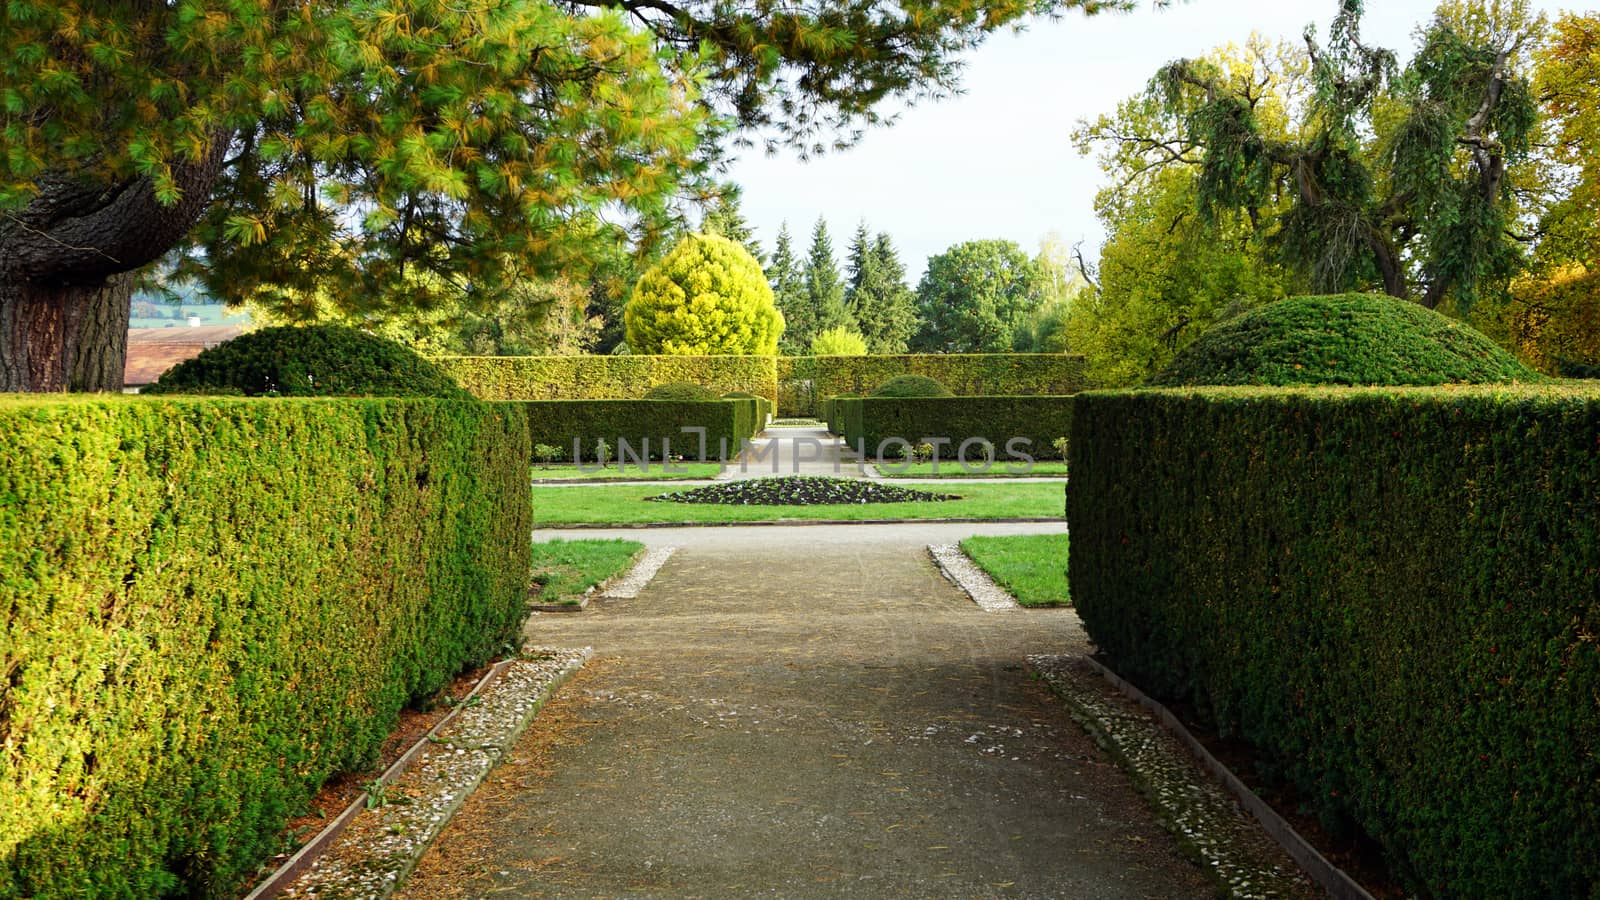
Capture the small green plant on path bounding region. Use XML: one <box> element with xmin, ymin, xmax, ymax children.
<box><xmin>530</xmin><ymin>538</ymin><xmax>646</xmax><ymax>605</ymax></box>
<box><xmin>531</xmin><ymin>463</ymin><xmax>724</xmax><ymax>481</ymax></box>
<box><xmin>875</xmin><ymin>461</ymin><xmax>1069</xmax><ymax>479</ymax></box>
<box><xmin>531</xmin><ymin>481</ymin><xmax>1062</xmax><ymax>525</ymax></box>
<box><xmin>958</xmin><ymin>534</ymin><xmax>1070</xmax><ymax>607</ymax></box>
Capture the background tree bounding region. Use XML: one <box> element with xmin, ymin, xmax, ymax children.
<box><xmin>1502</xmin><ymin>11</ymin><xmax>1600</xmax><ymax>371</ymax></box>
<box><xmin>911</xmin><ymin>239</ymin><xmax>1044</xmax><ymax>352</ymax></box>
<box><xmin>1064</xmin><ymin>168</ymin><xmax>1292</xmax><ymax>384</ymax></box>
<box><xmin>1135</xmin><ymin>0</ymin><xmax>1541</xmax><ymax>310</ymax></box>
<box><xmin>1</xmin><ymin>0</ymin><xmax>1135</xmax><ymax>392</ymax></box>
<box><xmin>1015</xmin><ymin>232</ymin><xmax>1089</xmax><ymax>353</ymax></box>
<box><xmin>624</xmin><ymin>233</ymin><xmax>783</xmax><ymax>355</ymax></box>
<box><xmin>766</xmin><ymin>222</ymin><xmax>811</xmax><ymax>354</ymax></box>
<box><xmin>805</xmin><ymin>218</ymin><xmax>856</xmax><ymax>339</ymax></box>
<box><xmin>847</xmin><ymin>226</ymin><xmax>919</xmax><ymax>353</ymax></box>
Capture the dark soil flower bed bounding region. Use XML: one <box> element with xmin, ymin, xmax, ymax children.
<box><xmin>647</xmin><ymin>476</ymin><xmax>957</xmax><ymax>505</ymax></box>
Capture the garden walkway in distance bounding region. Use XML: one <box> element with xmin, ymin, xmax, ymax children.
<box><xmin>720</xmin><ymin>424</ymin><xmax>1065</xmax><ymax>482</ymax></box>
<box><xmin>399</xmin><ymin>521</ymin><xmax>1216</xmax><ymax>898</ymax></box>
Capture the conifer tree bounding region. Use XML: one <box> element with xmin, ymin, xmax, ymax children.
<box><xmin>851</xmin><ymin>230</ymin><xmax>920</xmax><ymax>353</ymax></box>
<box><xmin>805</xmin><ymin>217</ymin><xmax>856</xmax><ymax>341</ymax></box>
<box><xmin>701</xmin><ymin>188</ymin><xmax>766</xmax><ymax>266</ymax></box>
<box><xmin>767</xmin><ymin>223</ymin><xmax>811</xmax><ymax>355</ymax></box>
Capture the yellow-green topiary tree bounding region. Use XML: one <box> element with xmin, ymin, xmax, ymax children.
<box><xmin>809</xmin><ymin>326</ymin><xmax>868</xmax><ymax>355</ymax></box>
<box><xmin>625</xmin><ymin>233</ymin><xmax>784</xmax><ymax>355</ymax></box>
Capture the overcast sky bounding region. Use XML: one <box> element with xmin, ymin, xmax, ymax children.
<box><xmin>723</xmin><ymin>0</ymin><xmax>1571</xmax><ymax>282</ymax></box>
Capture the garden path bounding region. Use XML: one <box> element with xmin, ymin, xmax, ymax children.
<box><xmin>397</xmin><ymin>522</ymin><xmax>1214</xmax><ymax>898</ymax></box>
<box><xmin>718</xmin><ymin>425</ymin><xmax>865</xmax><ymax>480</ymax></box>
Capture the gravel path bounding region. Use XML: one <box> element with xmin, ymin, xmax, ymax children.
<box><xmin>397</xmin><ymin>522</ymin><xmax>1219</xmax><ymax>898</ymax></box>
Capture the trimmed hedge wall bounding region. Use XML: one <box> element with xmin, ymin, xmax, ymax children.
<box><xmin>437</xmin><ymin>355</ymin><xmax>778</xmax><ymax>403</ymax></box>
<box><xmin>0</xmin><ymin>396</ymin><xmax>531</xmax><ymax>898</ymax></box>
<box><xmin>778</xmin><ymin>353</ymin><xmax>1088</xmax><ymax>416</ymax></box>
<box><xmin>518</xmin><ymin>399</ymin><xmax>761</xmax><ymax>462</ymax></box>
<box><xmin>438</xmin><ymin>353</ymin><xmax>1086</xmax><ymax>418</ymax></box>
<box><xmin>1068</xmin><ymin>385</ymin><xmax>1600</xmax><ymax>898</ymax></box>
<box><xmin>835</xmin><ymin>396</ymin><xmax>1073</xmax><ymax>465</ymax></box>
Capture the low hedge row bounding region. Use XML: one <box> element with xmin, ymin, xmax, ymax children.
<box><xmin>1068</xmin><ymin>385</ymin><xmax>1600</xmax><ymax>898</ymax></box>
<box><xmin>779</xmin><ymin>353</ymin><xmax>1088</xmax><ymax>416</ymax></box>
<box><xmin>437</xmin><ymin>355</ymin><xmax>778</xmax><ymax>403</ymax></box>
<box><xmin>519</xmin><ymin>399</ymin><xmax>762</xmax><ymax>462</ymax></box>
<box><xmin>833</xmin><ymin>396</ymin><xmax>1073</xmax><ymax>465</ymax></box>
<box><xmin>0</xmin><ymin>396</ymin><xmax>531</xmax><ymax>898</ymax></box>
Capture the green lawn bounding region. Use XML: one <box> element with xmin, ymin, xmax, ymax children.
<box><xmin>530</xmin><ymin>480</ymin><xmax>1064</xmax><ymax>525</ymax></box>
<box><xmin>874</xmin><ymin>460</ymin><xmax>1068</xmax><ymax>478</ymax></box>
<box><xmin>529</xmin><ymin>538</ymin><xmax>645</xmax><ymax>606</ymax></box>
<box><xmin>958</xmin><ymin>533</ymin><xmax>1071</xmax><ymax>607</ymax></box>
<box><xmin>531</xmin><ymin>462</ymin><xmax>724</xmax><ymax>481</ymax></box>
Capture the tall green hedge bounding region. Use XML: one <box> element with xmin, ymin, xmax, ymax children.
<box><xmin>777</xmin><ymin>353</ymin><xmax>1087</xmax><ymax>416</ymax></box>
<box><xmin>437</xmin><ymin>355</ymin><xmax>778</xmax><ymax>403</ymax></box>
<box><xmin>835</xmin><ymin>395</ymin><xmax>1072</xmax><ymax>465</ymax></box>
<box><xmin>0</xmin><ymin>396</ymin><xmax>531</xmax><ymax>898</ymax></box>
<box><xmin>1068</xmin><ymin>385</ymin><xmax>1600</xmax><ymax>898</ymax></box>
<box><xmin>518</xmin><ymin>399</ymin><xmax>760</xmax><ymax>462</ymax></box>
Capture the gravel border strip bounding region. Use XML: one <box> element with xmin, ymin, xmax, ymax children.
<box><xmin>1080</xmin><ymin>656</ymin><xmax>1376</xmax><ymax>900</ymax></box>
<box><xmin>928</xmin><ymin>543</ymin><xmax>1021</xmax><ymax>611</ymax></box>
<box><xmin>243</xmin><ymin>656</ymin><xmax>518</xmax><ymax>900</ymax></box>
<box><xmin>600</xmin><ymin>545</ymin><xmax>676</xmax><ymax>598</ymax></box>
<box><xmin>1029</xmin><ymin>654</ymin><xmax>1318</xmax><ymax>899</ymax></box>
<box><xmin>271</xmin><ymin>647</ymin><xmax>591</xmax><ymax>900</ymax></box>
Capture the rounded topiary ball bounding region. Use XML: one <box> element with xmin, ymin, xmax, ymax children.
<box><xmin>872</xmin><ymin>374</ymin><xmax>953</xmax><ymax>398</ymax></box>
<box><xmin>1147</xmin><ymin>293</ymin><xmax>1542</xmax><ymax>387</ymax></box>
<box><xmin>143</xmin><ymin>324</ymin><xmax>471</xmax><ymax>398</ymax></box>
<box><xmin>624</xmin><ymin>233</ymin><xmax>784</xmax><ymax>356</ymax></box>
<box><xmin>643</xmin><ymin>381</ymin><xmax>720</xmax><ymax>402</ymax></box>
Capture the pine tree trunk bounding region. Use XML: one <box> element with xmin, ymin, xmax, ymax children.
<box><xmin>0</xmin><ymin>132</ymin><xmax>228</xmax><ymax>393</ymax></box>
<box><xmin>0</xmin><ymin>274</ymin><xmax>134</xmax><ymax>392</ymax></box>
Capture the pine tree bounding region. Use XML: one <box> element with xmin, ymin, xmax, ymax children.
<box><xmin>805</xmin><ymin>218</ymin><xmax>855</xmax><ymax>343</ymax></box>
<box><xmin>851</xmin><ymin>232</ymin><xmax>920</xmax><ymax>353</ymax></box>
<box><xmin>0</xmin><ymin>0</ymin><xmax>1135</xmax><ymax>391</ymax></box>
<box><xmin>767</xmin><ymin>223</ymin><xmax>811</xmax><ymax>355</ymax></box>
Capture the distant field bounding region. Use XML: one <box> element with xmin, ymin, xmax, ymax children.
<box><xmin>130</xmin><ymin>302</ymin><xmax>251</xmax><ymax>330</ymax></box>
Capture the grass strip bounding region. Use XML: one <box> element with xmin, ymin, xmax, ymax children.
<box><xmin>531</xmin><ymin>481</ymin><xmax>1064</xmax><ymax>525</ymax></box>
<box><xmin>958</xmin><ymin>534</ymin><xmax>1071</xmax><ymax>607</ymax></box>
<box><xmin>529</xmin><ymin>538</ymin><xmax>646</xmax><ymax>606</ymax></box>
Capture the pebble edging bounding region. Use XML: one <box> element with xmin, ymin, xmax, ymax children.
<box><xmin>268</xmin><ymin>647</ymin><xmax>590</xmax><ymax>900</ymax></box>
<box><xmin>600</xmin><ymin>546</ymin><xmax>676</xmax><ymax>599</ymax></box>
<box><xmin>1029</xmin><ymin>654</ymin><xmax>1318</xmax><ymax>899</ymax></box>
<box><xmin>928</xmin><ymin>543</ymin><xmax>1021</xmax><ymax>611</ymax></box>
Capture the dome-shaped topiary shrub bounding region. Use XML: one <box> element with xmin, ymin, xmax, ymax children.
<box><xmin>642</xmin><ymin>381</ymin><xmax>719</xmax><ymax>402</ymax></box>
<box><xmin>872</xmin><ymin>374</ymin><xmax>952</xmax><ymax>398</ymax></box>
<box><xmin>144</xmin><ymin>324</ymin><xmax>471</xmax><ymax>398</ymax></box>
<box><xmin>624</xmin><ymin>233</ymin><xmax>784</xmax><ymax>355</ymax></box>
<box><xmin>1147</xmin><ymin>293</ymin><xmax>1541</xmax><ymax>387</ymax></box>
